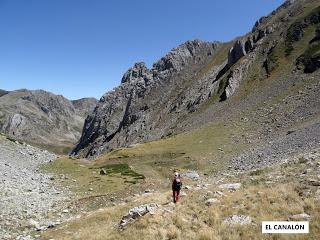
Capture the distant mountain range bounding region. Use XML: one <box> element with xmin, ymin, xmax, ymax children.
<box><xmin>0</xmin><ymin>89</ymin><xmax>9</xmax><ymax>97</ymax></box>
<box><xmin>0</xmin><ymin>89</ymin><xmax>97</xmax><ymax>154</ymax></box>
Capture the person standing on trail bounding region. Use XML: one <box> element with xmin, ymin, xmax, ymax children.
<box><xmin>172</xmin><ymin>172</ymin><xmax>182</xmax><ymax>203</ymax></box>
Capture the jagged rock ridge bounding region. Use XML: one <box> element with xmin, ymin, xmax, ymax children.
<box><xmin>73</xmin><ymin>0</ymin><xmax>320</xmax><ymax>158</ymax></box>
<box><xmin>72</xmin><ymin>39</ymin><xmax>223</xmax><ymax>157</ymax></box>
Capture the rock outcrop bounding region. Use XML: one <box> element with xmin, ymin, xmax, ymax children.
<box><xmin>0</xmin><ymin>89</ymin><xmax>97</xmax><ymax>153</ymax></box>
<box><xmin>73</xmin><ymin>0</ymin><xmax>319</xmax><ymax>159</ymax></box>
<box><xmin>72</xmin><ymin>40</ymin><xmax>223</xmax><ymax>157</ymax></box>
<box><xmin>118</xmin><ymin>203</ymin><xmax>159</xmax><ymax>231</ymax></box>
<box><xmin>223</xmin><ymin>215</ymin><xmax>253</xmax><ymax>225</ymax></box>
<box><xmin>71</xmin><ymin>98</ymin><xmax>98</xmax><ymax>118</ymax></box>
<box><xmin>121</xmin><ymin>62</ymin><xmax>152</xmax><ymax>84</ymax></box>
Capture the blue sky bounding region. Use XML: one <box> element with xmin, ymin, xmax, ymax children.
<box><xmin>0</xmin><ymin>0</ymin><xmax>284</xmax><ymax>100</ymax></box>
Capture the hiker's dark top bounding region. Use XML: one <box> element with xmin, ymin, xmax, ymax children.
<box><xmin>172</xmin><ymin>177</ymin><xmax>182</xmax><ymax>191</ymax></box>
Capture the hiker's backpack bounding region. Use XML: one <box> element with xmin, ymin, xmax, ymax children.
<box><xmin>175</xmin><ymin>178</ymin><xmax>182</xmax><ymax>190</ymax></box>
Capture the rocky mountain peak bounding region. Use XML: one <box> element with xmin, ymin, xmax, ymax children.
<box><xmin>121</xmin><ymin>62</ymin><xmax>151</xmax><ymax>84</ymax></box>
<box><xmin>120</xmin><ymin>40</ymin><xmax>219</xmax><ymax>87</ymax></box>
<box><xmin>152</xmin><ymin>39</ymin><xmax>219</xmax><ymax>73</ymax></box>
<box><xmin>19</xmin><ymin>89</ymin><xmax>74</xmax><ymax>115</ymax></box>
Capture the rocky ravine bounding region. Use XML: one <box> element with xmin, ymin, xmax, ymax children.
<box><xmin>0</xmin><ymin>135</ymin><xmax>73</xmax><ymax>240</ymax></box>
<box><xmin>73</xmin><ymin>0</ymin><xmax>320</xmax><ymax>159</ymax></box>
<box><xmin>0</xmin><ymin>89</ymin><xmax>97</xmax><ymax>153</ymax></box>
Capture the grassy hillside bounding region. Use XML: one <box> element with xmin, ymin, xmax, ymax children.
<box><xmin>95</xmin><ymin>120</ymin><xmax>249</xmax><ymax>178</ymax></box>
<box><xmin>43</xmin><ymin>156</ymin><xmax>145</xmax><ymax>197</ymax></box>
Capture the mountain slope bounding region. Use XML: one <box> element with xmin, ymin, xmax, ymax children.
<box><xmin>72</xmin><ymin>40</ymin><xmax>223</xmax><ymax>157</ymax></box>
<box><xmin>0</xmin><ymin>89</ymin><xmax>97</xmax><ymax>153</ymax></box>
<box><xmin>73</xmin><ymin>0</ymin><xmax>320</xmax><ymax>159</ymax></box>
<box><xmin>0</xmin><ymin>89</ymin><xmax>9</xmax><ymax>97</ymax></box>
<box><xmin>31</xmin><ymin>1</ymin><xmax>320</xmax><ymax>239</ymax></box>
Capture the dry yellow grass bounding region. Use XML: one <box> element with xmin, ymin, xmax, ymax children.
<box><xmin>40</xmin><ymin>150</ymin><xmax>320</xmax><ymax>240</ymax></box>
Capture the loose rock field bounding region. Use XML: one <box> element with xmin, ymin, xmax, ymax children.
<box><xmin>0</xmin><ymin>136</ymin><xmax>71</xmax><ymax>239</ymax></box>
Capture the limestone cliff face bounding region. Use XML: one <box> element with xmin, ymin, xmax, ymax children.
<box><xmin>73</xmin><ymin>0</ymin><xmax>317</xmax><ymax>158</ymax></box>
<box><xmin>0</xmin><ymin>89</ymin><xmax>97</xmax><ymax>152</ymax></box>
<box><xmin>72</xmin><ymin>40</ymin><xmax>222</xmax><ymax>157</ymax></box>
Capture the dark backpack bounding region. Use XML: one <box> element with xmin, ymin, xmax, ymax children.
<box><xmin>175</xmin><ymin>179</ymin><xmax>182</xmax><ymax>190</ymax></box>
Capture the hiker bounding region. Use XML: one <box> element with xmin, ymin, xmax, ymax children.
<box><xmin>172</xmin><ymin>172</ymin><xmax>182</xmax><ymax>203</ymax></box>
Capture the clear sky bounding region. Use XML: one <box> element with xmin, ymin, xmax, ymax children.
<box><xmin>0</xmin><ymin>0</ymin><xmax>284</xmax><ymax>100</ymax></box>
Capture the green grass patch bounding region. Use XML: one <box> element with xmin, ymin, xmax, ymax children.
<box><xmin>96</xmin><ymin>121</ymin><xmax>248</xmax><ymax>179</ymax></box>
<box><xmin>197</xmin><ymin>41</ymin><xmax>234</xmax><ymax>78</ymax></box>
<box><xmin>297</xmin><ymin>39</ymin><xmax>320</xmax><ymax>72</ymax></box>
<box><xmin>99</xmin><ymin>163</ymin><xmax>145</xmax><ymax>179</ymax></box>
<box><xmin>285</xmin><ymin>5</ymin><xmax>320</xmax><ymax>56</ymax></box>
<box><xmin>42</xmin><ymin>157</ymin><xmax>145</xmax><ymax>197</ymax></box>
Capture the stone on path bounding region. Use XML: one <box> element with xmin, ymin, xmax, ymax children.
<box><xmin>205</xmin><ymin>198</ymin><xmax>220</xmax><ymax>206</ymax></box>
<box><xmin>289</xmin><ymin>213</ymin><xmax>311</xmax><ymax>220</ymax></box>
<box><xmin>118</xmin><ymin>203</ymin><xmax>159</xmax><ymax>231</ymax></box>
<box><xmin>218</xmin><ymin>183</ymin><xmax>241</xmax><ymax>190</ymax></box>
<box><xmin>213</xmin><ymin>191</ymin><xmax>224</xmax><ymax>197</ymax></box>
<box><xmin>180</xmin><ymin>192</ymin><xmax>187</xmax><ymax>197</ymax></box>
<box><xmin>181</xmin><ymin>171</ymin><xmax>200</xmax><ymax>180</ymax></box>
<box><xmin>99</xmin><ymin>168</ymin><xmax>107</xmax><ymax>175</ymax></box>
<box><xmin>223</xmin><ymin>215</ymin><xmax>252</xmax><ymax>225</ymax></box>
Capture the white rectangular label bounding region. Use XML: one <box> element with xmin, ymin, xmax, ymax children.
<box><xmin>262</xmin><ymin>221</ymin><xmax>309</xmax><ymax>234</ymax></box>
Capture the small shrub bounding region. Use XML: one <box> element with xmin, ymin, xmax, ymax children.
<box><xmin>249</xmin><ymin>169</ymin><xmax>264</xmax><ymax>176</ymax></box>
<box><xmin>298</xmin><ymin>157</ymin><xmax>307</xmax><ymax>164</ymax></box>
<box><xmin>6</xmin><ymin>136</ymin><xmax>18</xmax><ymax>143</ymax></box>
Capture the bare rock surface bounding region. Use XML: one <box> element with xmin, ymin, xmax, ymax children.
<box><xmin>0</xmin><ymin>135</ymin><xmax>71</xmax><ymax>239</ymax></box>
<box><xmin>205</xmin><ymin>198</ymin><xmax>220</xmax><ymax>206</ymax></box>
<box><xmin>181</xmin><ymin>171</ymin><xmax>200</xmax><ymax>180</ymax></box>
<box><xmin>72</xmin><ymin>39</ymin><xmax>223</xmax><ymax>158</ymax></box>
<box><xmin>289</xmin><ymin>213</ymin><xmax>311</xmax><ymax>221</ymax></box>
<box><xmin>0</xmin><ymin>89</ymin><xmax>97</xmax><ymax>153</ymax></box>
<box><xmin>118</xmin><ymin>203</ymin><xmax>159</xmax><ymax>231</ymax></box>
<box><xmin>223</xmin><ymin>215</ymin><xmax>253</xmax><ymax>226</ymax></box>
<box><xmin>231</xmin><ymin>122</ymin><xmax>320</xmax><ymax>171</ymax></box>
<box><xmin>218</xmin><ymin>183</ymin><xmax>241</xmax><ymax>191</ymax></box>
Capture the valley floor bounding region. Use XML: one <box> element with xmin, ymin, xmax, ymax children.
<box><xmin>39</xmin><ymin>148</ymin><xmax>320</xmax><ymax>240</ymax></box>
<box><xmin>1</xmin><ymin>129</ymin><xmax>319</xmax><ymax>240</ymax></box>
